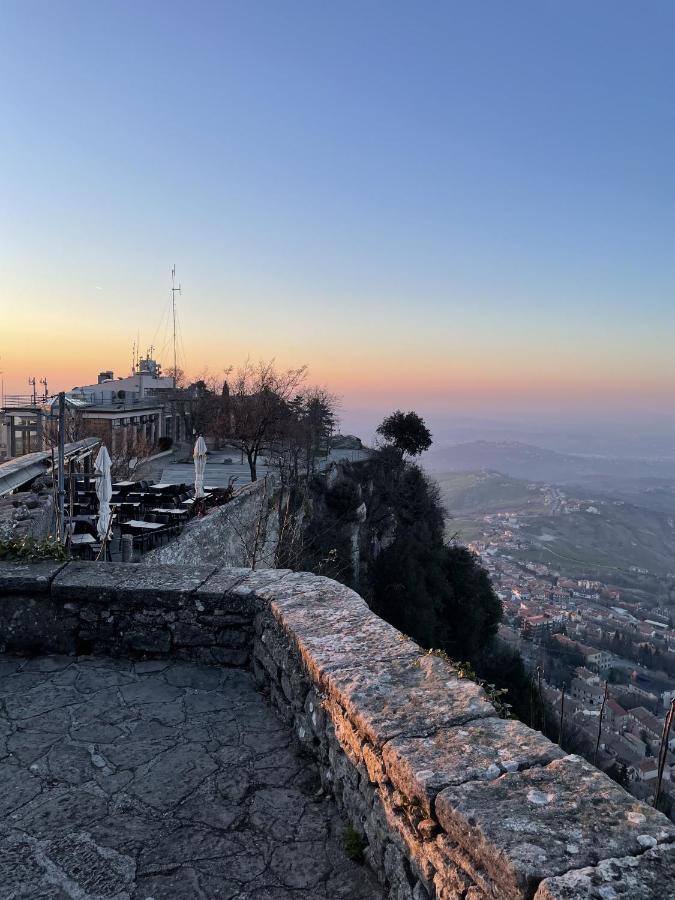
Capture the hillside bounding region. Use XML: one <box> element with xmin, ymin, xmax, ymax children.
<box><xmin>425</xmin><ymin>440</ymin><xmax>675</xmax><ymax>494</ymax></box>
<box><xmin>435</xmin><ymin>470</ymin><xmax>549</xmax><ymax>516</ymax></box>
<box><xmin>515</xmin><ymin>501</ymin><xmax>675</xmax><ymax>578</ymax></box>
<box><xmin>433</xmin><ymin>466</ymin><xmax>675</xmax><ymax>581</ymax></box>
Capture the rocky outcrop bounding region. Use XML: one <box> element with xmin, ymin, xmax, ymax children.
<box><xmin>0</xmin><ymin>560</ymin><xmax>673</xmax><ymax>899</ymax></box>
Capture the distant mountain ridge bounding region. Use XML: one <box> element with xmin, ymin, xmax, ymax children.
<box><xmin>425</xmin><ymin>440</ymin><xmax>675</xmax><ymax>489</ymax></box>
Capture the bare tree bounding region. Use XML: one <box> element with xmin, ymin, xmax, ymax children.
<box><xmin>269</xmin><ymin>387</ymin><xmax>340</xmax><ymax>486</ymax></box>
<box><xmin>226</xmin><ymin>477</ymin><xmax>277</xmax><ymax>569</ymax></box>
<box><xmin>165</xmin><ymin>366</ymin><xmax>187</xmax><ymax>388</ymax></box>
<box><xmin>189</xmin><ymin>373</ymin><xmax>233</xmax><ymax>448</ymax></box>
<box><xmin>229</xmin><ymin>359</ymin><xmax>307</xmax><ymax>481</ymax></box>
<box><xmin>43</xmin><ymin>405</ymin><xmax>88</xmax><ymax>447</ymax></box>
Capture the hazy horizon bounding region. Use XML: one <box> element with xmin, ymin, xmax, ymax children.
<box><xmin>3</xmin><ymin>2</ymin><xmax>675</xmax><ymax>443</ymax></box>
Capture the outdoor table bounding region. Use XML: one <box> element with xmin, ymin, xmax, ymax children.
<box><xmin>70</xmin><ymin>534</ymin><xmax>97</xmax><ymax>546</ymax></box>
<box><xmin>121</xmin><ymin>519</ymin><xmax>167</xmax><ymax>551</ymax></box>
<box><xmin>68</xmin><ymin>532</ymin><xmax>100</xmax><ymax>560</ymax></box>
<box><xmin>125</xmin><ymin>520</ymin><xmax>164</xmax><ymax>530</ymax></box>
<box><xmin>150</xmin><ymin>508</ymin><xmax>188</xmax><ymax>517</ymax></box>
<box><xmin>149</xmin><ymin>483</ymin><xmax>174</xmax><ymax>493</ymax></box>
<box><xmin>113</xmin><ymin>482</ymin><xmax>136</xmax><ymax>497</ymax></box>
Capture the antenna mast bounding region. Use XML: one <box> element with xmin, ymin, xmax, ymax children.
<box><xmin>171</xmin><ymin>265</ymin><xmax>181</xmax><ymax>389</ymax></box>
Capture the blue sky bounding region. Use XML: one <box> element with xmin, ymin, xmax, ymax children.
<box><xmin>2</xmin><ymin>1</ymin><xmax>675</xmax><ymax>432</ymax></box>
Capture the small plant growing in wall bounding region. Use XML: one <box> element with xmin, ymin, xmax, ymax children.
<box><xmin>0</xmin><ymin>535</ymin><xmax>69</xmax><ymax>562</ymax></box>
<box><xmin>455</xmin><ymin>658</ymin><xmax>513</xmax><ymax>719</ymax></box>
<box><xmin>343</xmin><ymin>822</ymin><xmax>365</xmax><ymax>863</ymax></box>
<box><xmin>418</xmin><ymin>649</ymin><xmax>513</xmax><ymax>719</ymax></box>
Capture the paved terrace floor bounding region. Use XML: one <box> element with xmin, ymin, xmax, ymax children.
<box><xmin>0</xmin><ymin>655</ymin><xmax>384</xmax><ymax>900</ymax></box>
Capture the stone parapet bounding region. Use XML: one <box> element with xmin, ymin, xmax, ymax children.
<box><xmin>0</xmin><ymin>560</ymin><xmax>673</xmax><ymax>899</ymax></box>
<box><xmin>142</xmin><ymin>477</ymin><xmax>278</xmax><ymax>568</ymax></box>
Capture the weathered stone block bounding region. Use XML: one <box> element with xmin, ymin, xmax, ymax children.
<box><xmin>204</xmin><ymin>646</ymin><xmax>249</xmax><ymax>667</ymax></box>
<box><xmin>195</xmin><ymin>567</ymin><xmax>258</xmax><ymax>612</ymax></box>
<box><xmin>0</xmin><ymin>560</ymin><xmax>68</xmax><ymax>594</ymax></box>
<box><xmin>52</xmin><ymin>562</ymin><xmax>215</xmax><ymax>604</ymax></box>
<box><xmin>326</xmin><ymin>654</ymin><xmax>495</xmax><ymax>748</ymax></box>
<box><xmin>383</xmin><ymin>717</ymin><xmax>564</xmax><ymax>816</ymax></box>
<box><xmin>0</xmin><ymin>596</ymin><xmax>77</xmax><ymax>655</ymax></box>
<box><xmin>278</xmin><ymin>600</ymin><xmax>422</xmax><ymax>685</ymax></box>
<box><xmin>534</xmin><ymin>842</ymin><xmax>675</xmax><ymax>898</ymax></box>
<box><xmin>171</xmin><ymin>622</ymin><xmax>216</xmax><ymax>646</ymax></box>
<box><xmin>121</xmin><ymin>629</ymin><xmax>172</xmax><ymax>655</ymax></box>
<box><xmin>435</xmin><ymin>755</ymin><xmax>675</xmax><ymax>899</ymax></box>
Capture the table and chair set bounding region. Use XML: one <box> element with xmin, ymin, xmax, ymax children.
<box><xmin>64</xmin><ymin>474</ymin><xmax>216</xmax><ymax>559</ymax></box>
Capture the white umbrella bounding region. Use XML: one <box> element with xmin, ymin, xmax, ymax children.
<box><xmin>193</xmin><ymin>435</ymin><xmax>208</xmax><ymax>498</ymax></box>
<box><xmin>94</xmin><ymin>445</ymin><xmax>113</xmax><ymax>541</ymax></box>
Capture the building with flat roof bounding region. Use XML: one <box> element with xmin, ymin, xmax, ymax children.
<box><xmin>1</xmin><ymin>360</ymin><xmax>193</xmax><ymax>461</ymax></box>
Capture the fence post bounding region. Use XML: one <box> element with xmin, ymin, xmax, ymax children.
<box><xmin>654</xmin><ymin>699</ymin><xmax>675</xmax><ymax>811</ymax></box>
<box><xmin>594</xmin><ymin>682</ymin><xmax>609</xmax><ymax>767</ymax></box>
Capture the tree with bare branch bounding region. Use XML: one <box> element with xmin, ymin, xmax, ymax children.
<box><xmin>229</xmin><ymin>360</ymin><xmax>307</xmax><ymax>481</ymax></box>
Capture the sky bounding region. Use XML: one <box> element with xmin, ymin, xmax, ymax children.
<box><xmin>2</xmin><ymin>1</ymin><xmax>675</xmax><ymax>439</ymax></box>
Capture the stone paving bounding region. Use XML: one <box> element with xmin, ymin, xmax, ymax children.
<box><xmin>0</xmin><ymin>654</ymin><xmax>384</xmax><ymax>900</ymax></box>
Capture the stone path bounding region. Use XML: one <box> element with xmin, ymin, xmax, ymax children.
<box><xmin>0</xmin><ymin>655</ymin><xmax>384</xmax><ymax>900</ymax></box>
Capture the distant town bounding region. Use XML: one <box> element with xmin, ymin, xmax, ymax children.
<box><xmin>465</xmin><ymin>489</ymin><xmax>675</xmax><ymax>814</ymax></box>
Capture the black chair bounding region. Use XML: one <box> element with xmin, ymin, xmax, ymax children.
<box><xmin>155</xmin><ymin>512</ymin><xmax>179</xmax><ymax>538</ymax></box>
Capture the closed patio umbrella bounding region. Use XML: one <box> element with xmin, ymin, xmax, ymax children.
<box><xmin>193</xmin><ymin>435</ymin><xmax>207</xmax><ymax>498</ymax></box>
<box><xmin>95</xmin><ymin>445</ymin><xmax>113</xmax><ymax>541</ymax></box>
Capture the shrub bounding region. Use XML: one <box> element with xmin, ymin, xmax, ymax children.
<box><xmin>0</xmin><ymin>535</ymin><xmax>69</xmax><ymax>561</ymax></box>
<box><xmin>325</xmin><ymin>479</ymin><xmax>361</xmax><ymax>521</ymax></box>
<box><xmin>342</xmin><ymin>823</ymin><xmax>365</xmax><ymax>863</ymax></box>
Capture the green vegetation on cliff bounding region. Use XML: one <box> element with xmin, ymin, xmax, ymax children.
<box><xmin>289</xmin><ymin>433</ymin><xmax>501</xmax><ymax>668</ymax></box>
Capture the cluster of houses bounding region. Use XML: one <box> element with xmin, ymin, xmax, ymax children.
<box><xmin>544</xmin><ymin>666</ymin><xmax>675</xmax><ymax>808</ymax></box>
<box><xmin>470</xmin><ymin>508</ymin><xmax>675</xmax><ymax>815</ymax></box>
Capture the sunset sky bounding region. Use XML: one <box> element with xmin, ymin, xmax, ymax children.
<box><xmin>2</xmin><ymin>2</ymin><xmax>675</xmax><ymax>435</ymax></box>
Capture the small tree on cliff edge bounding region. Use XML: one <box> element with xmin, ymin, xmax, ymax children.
<box><xmin>376</xmin><ymin>411</ymin><xmax>432</xmax><ymax>458</ymax></box>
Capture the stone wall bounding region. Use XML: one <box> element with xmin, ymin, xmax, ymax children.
<box><xmin>143</xmin><ymin>476</ymin><xmax>279</xmax><ymax>568</ymax></box>
<box><xmin>0</xmin><ymin>560</ymin><xmax>673</xmax><ymax>899</ymax></box>
<box><xmin>0</xmin><ymin>484</ymin><xmax>55</xmax><ymax>543</ymax></box>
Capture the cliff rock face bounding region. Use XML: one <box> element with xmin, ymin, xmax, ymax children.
<box><xmin>295</xmin><ymin>460</ymin><xmax>398</xmax><ymax>592</ymax></box>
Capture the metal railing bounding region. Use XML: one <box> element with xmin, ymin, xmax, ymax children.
<box><xmin>1</xmin><ymin>394</ymin><xmax>46</xmax><ymax>408</ymax></box>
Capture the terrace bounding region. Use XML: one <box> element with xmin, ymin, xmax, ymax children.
<box><xmin>64</xmin><ymin>473</ymin><xmax>231</xmax><ymax>560</ymax></box>
<box><xmin>1</xmin><ymin>560</ymin><xmax>674</xmax><ymax>899</ymax></box>
<box><xmin>0</xmin><ymin>654</ymin><xmax>383</xmax><ymax>899</ymax></box>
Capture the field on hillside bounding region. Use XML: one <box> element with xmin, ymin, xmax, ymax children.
<box><xmin>433</xmin><ymin>469</ymin><xmax>675</xmax><ymax>580</ymax></box>
<box><xmin>516</xmin><ymin>502</ymin><xmax>675</xmax><ymax>577</ymax></box>
<box><xmin>435</xmin><ymin>471</ymin><xmax>549</xmax><ymax>515</ymax></box>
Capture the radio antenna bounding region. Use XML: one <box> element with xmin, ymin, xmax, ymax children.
<box><xmin>171</xmin><ymin>265</ymin><xmax>181</xmax><ymax>388</ymax></box>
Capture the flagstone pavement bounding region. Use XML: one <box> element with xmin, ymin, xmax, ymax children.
<box><xmin>0</xmin><ymin>654</ymin><xmax>384</xmax><ymax>900</ymax></box>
